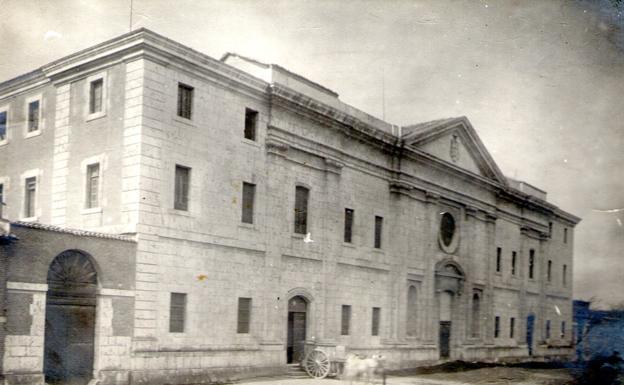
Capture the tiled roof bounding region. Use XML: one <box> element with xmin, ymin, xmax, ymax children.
<box><xmin>11</xmin><ymin>221</ymin><xmax>136</xmax><ymax>242</ymax></box>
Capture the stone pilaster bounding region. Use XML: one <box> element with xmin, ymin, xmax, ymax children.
<box><xmin>423</xmin><ymin>191</ymin><xmax>440</xmax><ymax>344</ymax></box>
<box><xmin>50</xmin><ymin>84</ymin><xmax>71</xmax><ymax>226</ymax></box>
<box><xmin>484</xmin><ymin>212</ymin><xmax>497</xmax><ymax>345</ymax></box>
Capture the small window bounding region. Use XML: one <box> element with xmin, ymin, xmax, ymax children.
<box><xmin>294</xmin><ymin>186</ymin><xmax>309</xmax><ymax>234</ymax></box>
<box><xmin>244</xmin><ymin>108</ymin><xmax>258</xmax><ymax>141</ymax></box>
<box><xmin>0</xmin><ymin>110</ymin><xmax>7</xmax><ymax>141</ymax></box>
<box><xmin>237</xmin><ymin>297</ymin><xmax>252</xmax><ymax>334</ymax></box>
<box><xmin>471</xmin><ymin>292</ymin><xmax>481</xmax><ymax>338</ymax></box>
<box><xmin>341</xmin><ymin>305</ymin><xmax>351</xmax><ymax>336</ymax></box>
<box><xmin>371</xmin><ymin>307</ymin><xmax>381</xmax><ymax>336</ymax></box>
<box><xmin>511</xmin><ymin>251</ymin><xmax>517</xmax><ymax>276</ymax></box>
<box><xmin>89</xmin><ymin>78</ymin><xmax>104</xmax><ymax>114</ymax></box>
<box><xmin>169</xmin><ymin>292</ymin><xmax>186</xmax><ymax>333</ymax></box>
<box><xmin>510</xmin><ymin>317</ymin><xmax>515</xmax><ymax>338</ymax></box>
<box><xmin>440</xmin><ymin>212</ymin><xmax>456</xmax><ymax>247</ymax></box>
<box><xmin>406</xmin><ymin>286</ymin><xmax>418</xmax><ymax>337</ymax></box>
<box><xmin>177</xmin><ymin>83</ymin><xmax>193</xmax><ymax>119</ymax></box>
<box><xmin>529</xmin><ymin>249</ymin><xmax>535</xmax><ymax>279</ymax></box>
<box><xmin>344</xmin><ymin>208</ymin><xmax>354</xmax><ymax>243</ymax></box>
<box><xmin>560</xmin><ymin>321</ymin><xmax>566</xmax><ymax>338</ymax></box>
<box><xmin>548</xmin><ymin>222</ymin><xmax>553</xmax><ymax>238</ymax></box>
<box><xmin>374</xmin><ymin>216</ymin><xmax>383</xmax><ymax>249</ymax></box>
<box><xmin>563</xmin><ymin>264</ymin><xmax>567</xmax><ymax>286</ymax></box>
<box><xmin>563</xmin><ymin>228</ymin><xmax>568</xmax><ymax>244</ymax></box>
<box><xmin>27</xmin><ymin>100</ymin><xmax>40</xmax><ymax>132</ymax></box>
<box><xmin>547</xmin><ymin>260</ymin><xmax>552</xmax><ymax>282</ymax></box>
<box><xmin>241</xmin><ymin>182</ymin><xmax>256</xmax><ymax>224</ymax></box>
<box><xmin>174</xmin><ymin>165</ymin><xmax>190</xmax><ymax>211</ymax></box>
<box><xmin>496</xmin><ymin>247</ymin><xmax>502</xmax><ymax>272</ymax></box>
<box><xmin>494</xmin><ymin>316</ymin><xmax>500</xmax><ymax>338</ymax></box>
<box><xmin>24</xmin><ymin>176</ymin><xmax>37</xmax><ymax>218</ymax></box>
<box><xmin>0</xmin><ymin>183</ymin><xmax>4</xmax><ymax>219</ymax></box>
<box><xmin>85</xmin><ymin>163</ymin><xmax>100</xmax><ymax>209</ymax></box>
<box><xmin>545</xmin><ymin>320</ymin><xmax>551</xmax><ymax>339</ymax></box>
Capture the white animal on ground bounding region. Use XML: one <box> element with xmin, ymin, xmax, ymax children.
<box><xmin>342</xmin><ymin>353</ymin><xmax>385</xmax><ymax>384</ymax></box>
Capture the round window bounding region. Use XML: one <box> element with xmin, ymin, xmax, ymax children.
<box><xmin>439</xmin><ymin>212</ymin><xmax>459</xmax><ymax>253</ymax></box>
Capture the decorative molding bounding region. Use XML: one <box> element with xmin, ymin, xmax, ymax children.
<box><xmin>265</xmin><ymin>137</ymin><xmax>289</xmax><ymax>158</ymax></box>
<box><xmin>389</xmin><ymin>179</ymin><xmax>414</xmax><ymax>196</ymax></box>
<box><xmin>97</xmin><ymin>288</ymin><xmax>135</xmax><ymax>297</ymax></box>
<box><xmin>7</xmin><ymin>282</ymin><xmax>48</xmax><ymax>292</ymax></box>
<box><xmin>485</xmin><ymin>212</ymin><xmax>498</xmax><ymax>223</ymax></box>
<box><xmin>324</xmin><ymin>157</ymin><xmax>344</xmax><ymax>175</ymax></box>
<box><xmin>425</xmin><ymin>191</ymin><xmax>441</xmax><ymax>204</ymax></box>
<box><xmin>465</xmin><ymin>205</ymin><xmax>479</xmax><ymax>218</ymax></box>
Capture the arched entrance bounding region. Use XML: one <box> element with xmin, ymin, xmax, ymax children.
<box><xmin>44</xmin><ymin>250</ymin><xmax>97</xmax><ymax>385</ymax></box>
<box><xmin>435</xmin><ymin>261</ymin><xmax>465</xmax><ymax>360</ymax></box>
<box><xmin>287</xmin><ymin>295</ymin><xmax>308</xmax><ymax>363</ymax></box>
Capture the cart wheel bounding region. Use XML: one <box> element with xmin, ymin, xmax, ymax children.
<box><xmin>303</xmin><ymin>349</ymin><xmax>331</xmax><ymax>379</ymax></box>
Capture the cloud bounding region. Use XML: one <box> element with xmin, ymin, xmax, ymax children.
<box><xmin>43</xmin><ymin>30</ymin><xmax>62</xmax><ymax>41</ymax></box>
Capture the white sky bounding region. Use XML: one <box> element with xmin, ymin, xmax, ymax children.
<box><xmin>1</xmin><ymin>0</ymin><xmax>623</xmax><ymax>307</ymax></box>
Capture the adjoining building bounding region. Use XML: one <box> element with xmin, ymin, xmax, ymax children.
<box><xmin>0</xmin><ymin>29</ymin><xmax>580</xmax><ymax>385</ymax></box>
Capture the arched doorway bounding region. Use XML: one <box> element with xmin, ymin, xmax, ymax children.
<box><xmin>44</xmin><ymin>250</ymin><xmax>97</xmax><ymax>385</ymax></box>
<box><xmin>287</xmin><ymin>295</ymin><xmax>307</xmax><ymax>363</ymax></box>
<box><xmin>435</xmin><ymin>261</ymin><xmax>465</xmax><ymax>360</ymax></box>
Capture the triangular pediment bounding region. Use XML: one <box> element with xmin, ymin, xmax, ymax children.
<box><xmin>402</xmin><ymin>117</ymin><xmax>507</xmax><ymax>185</ymax></box>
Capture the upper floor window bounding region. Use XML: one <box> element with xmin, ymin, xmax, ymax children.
<box><xmin>89</xmin><ymin>78</ymin><xmax>104</xmax><ymax>114</ymax></box>
<box><xmin>548</xmin><ymin>222</ymin><xmax>553</xmax><ymax>237</ymax></box>
<box><xmin>237</xmin><ymin>297</ymin><xmax>252</xmax><ymax>334</ymax></box>
<box><xmin>563</xmin><ymin>264</ymin><xmax>568</xmax><ymax>286</ymax></box>
<box><xmin>27</xmin><ymin>100</ymin><xmax>40</xmax><ymax>132</ymax></box>
<box><xmin>0</xmin><ymin>110</ymin><xmax>7</xmax><ymax>141</ymax></box>
<box><xmin>471</xmin><ymin>292</ymin><xmax>481</xmax><ymax>338</ymax></box>
<box><xmin>511</xmin><ymin>251</ymin><xmax>517</xmax><ymax>276</ymax></box>
<box><xmin>496</xmin><ymin>247</ymin><xmax>502</xmax><ymax>272</ymax></box>
<box><xmin>177</xmin><ymin>83</ymin><xmax>193</xmax><ymax>119</ymax></box>
<box><xmin>85</xmin><ymin>163</ymin><xmax>100</xmax><ymax>209</ymax></box>
<box><xmin>374</xmin><ymin>215</ymin><xmax>383</xmax><ymax>249</ymax></box>
<box><xmin>406</xmin><ymin>286</ymin><xmax>418</xmax><ymax>337</ymax></box>
<box><xmin>174</xmin><ymin>165</ymin><xmax>190</xmax><ymax>211</ymax></box>
<box><xmin>344</xmin><ymin>208</ymin><xmax>354</xmax><ymax>243</ymax></box>
<box><xmin>24</xmin><ymin>176</ymin><xmax>37</xmax><ymax>218</ymax></box>
<box><xmin>169</xmin><ymin>292</ymin><xmax>186</xmax><ymax>333</ymax></box>
<box><xmin>560</xmin><ymin>321</ymin><xmax>566</xmax><ymax>338</ymax></box>
<box><xmin>529</xmin><ymin>249</ymin><xmax>535</xmax><ymax>279</ymax></box>
<box><xmin>547</xmin><ymin>260</ymin><xmax>552</xmax><ymax>282</ymax></box>
<box><xmin>294</xmin><ymin>186</ymin><xmax>309</xmax><ymax>234</ymax></box>
<box><xmin>341</xmin><ymin>305</ymin><xmax>351</xmax><ymax>336</ymax></box>
<box><xmin>510</xmin><ymin>317</ymin><xmax>516</xmax><ymax>338</ymax></box>
<box><xmin>564</xmin><ymin>228</ymin><xmax>568</xmax><ymax>244</ymax></box>
<box><xmin>0</xmin><ymin>183</ymin><xmax>4</xmax><ymax>219</ymax></box>
<box><xmin>494</xmin><ymin>316</ymin><xmax>500</xmax><ymax>338</ymax></box>
<box><xmin>545</xmin><ymin>320</ymin><xmax>551</xmax><ymax>339</ymax></box>
<box><xmin>371</xmin><ymin>307</ymin><xmax>381</xmax><ymax>336</ymax></box>
<box><xmin>244</xmin><ymin>108</ymin><xmax>258</xmax><ymax>141</ymax></box>
<box><xmin>241</xmin><ymin>182</ymin><xmax>256</xmax><ymax>224</ymax></box>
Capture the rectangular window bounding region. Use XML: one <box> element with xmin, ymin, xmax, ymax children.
<box><xmin>174</xmin><ymin>165</ymin><xmax>190</xmax><ymax>211</ymax></box>
<box><xmin>545</xmin><ymin>320</ymin><xmax>551</xmax><ymax>339</ymax></box>
<box><xmin>24</xmin><ymin>176</ymin><xmax>36</xmax><ymax>218</ymax></box>
<box><xmin>494</xmin><ymin>316</ymin><xmax>500</xmax><ymax>338</ymax></box>
<box><xmin>237</xmin><ymin>297</ymin><xmax>252</xmax><ymax>334</ymax></box>
<box><xmin>529</xmin><ymin>249</ymin><xmax>535</xmax><ymax>279</ymax></box>
<box><xmin>0</xmin><ymin>111</ymin><xmax>7</xmax><ymax>140</ymax></box>
<box><xmin>177</xmin><ymin>83</ymin><xmax>193</xmax><ymax>119</ymax></box>
<box><xmin>244</xmin><ymin>108</ymin><xmax>258</xmax><ymax>141</ymax></box>
<box><xmin>241</xmin><ymin>182</ymin><xmax>256</xmax><ymax>224</ymax></box>
<box><xmin>341</xmin><ymin>305</ymin><xmax>351</xmax><ymax>336</ymax></box>
<box><xmin>563</xmin><ymin>264</ymin><xmax>567</xmax><ymax>286</ymax></box>
<box><xmin>89</xmin><ymin>78</ymin><xmax>103</xmax><ymax>114</ymax></box>
<box><xmin>560</xmin><ymin>321</ymin><xmax>566</xmax><ymax>338</ymax></box>
<box><xmin>27</xmin><ymin>100</ymin><xmax>40</xmax><ymax>132</ymax></box>
<box><xmin>510</xmin><ymin>317</ymin><xmax>515</xmax><ymax>338</ymax></box>
<box><xmin>511</xmin><ymin>251</ymin><xmax>517</xmax><ymax>276</ymax></box>
<box><xmin>547</xmin><ymin>260</ymin><xmax>552</xmax><ymax>282</ymax></box>
<box><xmin>564</xmin><ymin>228</ymin><xmax>568</xmax><ymax>244</ymax></box>
<box><xmin>169</xmin><ymin>292</ymin><xmax>186</xmax><ymax>333</ymax></box>
<box><xmin>85</xmin><ymin>163</ymin><xmax>100</xmax><ymax>209</ymax></box>
<box><xmin>344</xmin><ymin>208</ymin><xmax>354</xmax><ymax>243</ymax></box>
<box><xmin>549</xmin><ymin>222</ymin><xmax>553</xmax><ymax>237</ymax></box>
<box><xmin>0</xmin><ymin>183</ymin><xmax>4</xmax><ymax>219</ymax></box>
<box><xmin>294</xmin><ymin>186</ymin><xmax>309</xmax><ymax>234</ymax></box>
<box><xmin>374</xmin><ymin>216</ymin><xmax>383</xmax><ymax>249</ymax></box>
<box><xmin>371</xmin><ymin>307</ymin><xmax>381</xmax><ymax>336</ymax></box>
<box><xmin>496</xmin><ymin>247</ymin><xmax>502</xmax><ymax>272</ymax></box>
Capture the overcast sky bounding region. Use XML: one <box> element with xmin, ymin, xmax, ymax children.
<box><xmin>1</xmin><ymin>0</ymin><xmax>623</xmax><ymax>308</ymax></box>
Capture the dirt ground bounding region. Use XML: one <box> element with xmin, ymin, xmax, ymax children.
<box><xmin>240</xmin><ymin>366</ymin><xmax>573</xmax><ymax>385</ymax></box>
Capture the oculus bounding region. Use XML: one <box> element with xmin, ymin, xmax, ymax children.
<box><xmin>439</xmin><ymin>212</ymin><xmax>459</xmax><ymax>253</ymax></box>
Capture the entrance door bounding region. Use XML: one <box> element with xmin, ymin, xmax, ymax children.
<box><xmin>287</xmin><ymin>296</ymin><xmax>307</xmax><ymax>363</ymax></box>
<box><xmin>439</xmin><ymin>321</ymin><xmax>451</xmax><ymax>359</ymax></box>
<box><xmin>526</xmin><ymin>314</ymin><xmax>535</xmax><ymax>356</ymax></box>
<box><xmin>44</xmin><ymin>251</ymin><xmax>97</xmax><ymax>385</ymax></box>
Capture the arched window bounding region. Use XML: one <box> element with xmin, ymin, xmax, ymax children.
<box><xmin>406</xmin><ymin>285</ymin><xmax>418</xmax><ymax>337</ymax></box>
<box><xmin>471</xmin><ymin>292</ymin><xmax>481</xmax><ymax>338</ymax></box>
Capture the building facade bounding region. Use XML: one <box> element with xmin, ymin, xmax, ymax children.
<box><xmin>0</xmin><ymin>29</ymin><xmax>580</xmax><ymax>385</ymax></box>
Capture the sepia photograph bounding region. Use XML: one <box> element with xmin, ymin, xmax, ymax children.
<box><xmin>0</xmin><ymin>1</ymin><xmax>623</xmax><ymax>384</ymax></box>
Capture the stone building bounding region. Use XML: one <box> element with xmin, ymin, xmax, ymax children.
<box><xmin>0</xmin><ymin>29</ymin><xmax>580</xmax><ymax>385</ymax></box>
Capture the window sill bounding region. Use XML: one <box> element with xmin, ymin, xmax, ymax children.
<box><xmin>239</xmin><ymin>222</ymin><xmax>257</xmax><ymax>231</ymax></box>
<box><xmin>168</xmin><ymin>208</ymin><xmax>193</xmax><ymax>217</ymax></box>
<box><xmin>292</xmin><ymin>233</ymin><xmax>305</xmax><ymax>239</ymax></box>
<box><xmin>372</xmin><ymin>248</ymin><xmax>385</xmax><ymax>254</ymax></box>
<box><xmin>242</xmin><ymin>138</ymin><xmax>260</xmax><ymax>148</ymax></box>
<box><xmin>19</xmin><ymin>216</ymin><xmax>38</xmax><ymax>222</ymax></box>
<box><xmin>82</xmin><ymin>207</ymin><xmax>102</xmax><ymax>215</ymax></box>
<box><xmin>343</xmin><ymin>242</ymin><xmax>355</xmax><ymax>249</ymax></box>
<box><xmin>173</xmin><ymin>115</ymin><xmax>194</xmax><ymax>126</ymax></box>
<box><xmin>24</xmin><ymin>130</ymin><xmax>41</xmax><ymax>139</ymax></box>
<box><xmin>86</xmin><ymin>111</ymin><xmax>106</xmax><ymax>122</ymax></box>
